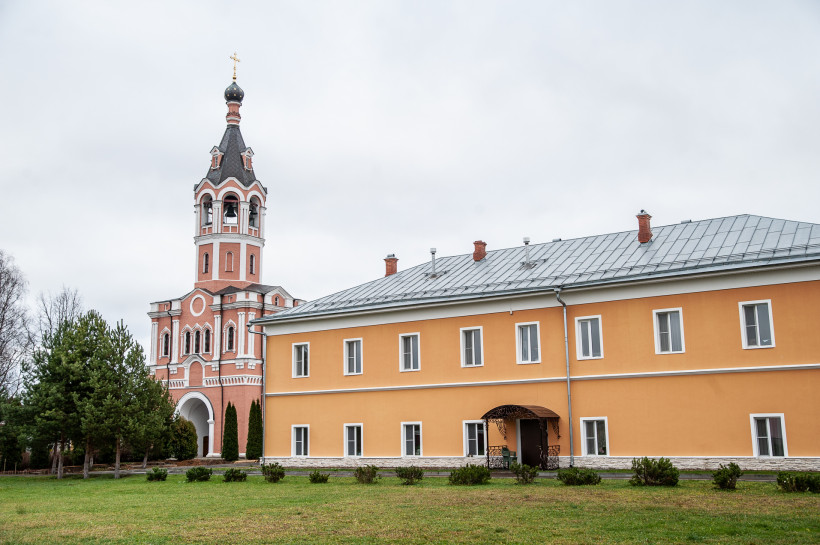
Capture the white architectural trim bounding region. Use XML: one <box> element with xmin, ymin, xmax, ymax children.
<box><xmin>175</xmin><ymin>391</ymin><xmax>215</xmax><ymax>457</ymax></box>
<box><xmin>190</xmin><ymin>294</ymin><xmax>207</xmax><ymax>317</ymax></box>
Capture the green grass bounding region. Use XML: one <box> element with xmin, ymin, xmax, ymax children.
<box><xmin>0</xmin><ymin>475</ymin><xmax>817</xmax><ymax>544</ymax></box>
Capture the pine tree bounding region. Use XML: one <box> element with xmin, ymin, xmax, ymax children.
<box><xmin>222</xmin><ymin>402</ymin><xmax>239</xmax><ymax>461</ymax></box>
<box><xmin>245</xmin><ymin>399</ymin><xmax>262</xmax><ymax>460</ymax></box>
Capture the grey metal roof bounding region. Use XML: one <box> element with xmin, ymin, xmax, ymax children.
<box><xmin>258</xmin><ymin>215</ymin><xmax>820</xmax><ymax>322</ymax></box>
<box><xmin>204</xmin><ymin>124</ymin><xmax>258</xmax><ymax>187</ymax></box>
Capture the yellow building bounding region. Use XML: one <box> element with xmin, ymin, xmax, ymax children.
<box><xmin>254</xmin><ymin>212</ymin><xmax>820</xmax><ymax>470</ymax></box>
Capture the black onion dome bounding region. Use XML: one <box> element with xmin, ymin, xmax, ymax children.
<box><xmin>224</xmin><ymin>81</ymin><xmax>244</xmax><ymax>103</ymax></box>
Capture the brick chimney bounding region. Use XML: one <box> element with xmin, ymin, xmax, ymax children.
<box><xmin>636</xmin><ymin>210</ymin><xmax>653</xmax><ymax>243</ymax></box>
<box><xmin>473</xmin><ymin>241</ymin><xmax>487</xmax><ymax>262</ymax></box>
<box><xmin>384</xmin><ymin>254</ymin><xmax>398</xmax><ymax>276</ymax></box>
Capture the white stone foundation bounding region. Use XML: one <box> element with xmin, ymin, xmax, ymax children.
<box><xmin>261</xmin><ymin>456</ymin><xmax>482</xmax><ymax>468</ymax></box>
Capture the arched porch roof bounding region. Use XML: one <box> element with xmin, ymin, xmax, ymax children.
<box><xmin>481</xmin><ymin>404</ymin><xmax>560</xmax><ymax>420</ymax></box>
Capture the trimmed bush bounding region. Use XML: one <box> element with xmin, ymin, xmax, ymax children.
<box><xmin>449</xmin><ymin>464</ymin><xmax>491</xmax><ymax>485</ymax></box>
<box><xmin>712</xmin><ymin>463</ymin><xmax>742</xmax><ymax>490</ymax></box>
<box><xmin>185</xmin><ymin>466</ymin><xmax>212</xmax><ymax>482</ymax></box>
<box><xmin>146</xmin><ymin>467</ymin><xmax>168</xmax><ymax>481</ymax></box>
<box><xmin>169</xmin><ymin>417</ymin><xmax>198</xmax><ymax>461</ymax></box>
<box><xmin>776</xmin><ymin>472</ymin><xmax>820</xmax><ymax>493</ymax></box>
<box><xmin>353</xmin><ymin>465</ymin><xmax>380</xmax><ymax>484</ymax></box>
<box><xmin>557</xmin><ymin>467</ymin><xmax>602</xmax><ymax>486</ymax></box>
<box><xmin>245</xmin><ymin>399</ymin><xmax>263</xmax><ymax>460</ymax></box>
<box><xmin>510</xmin><ymin>461</ymin><xmax>539</xmax><ymax>485</ymax></box>
<box><xmin>223</xmin><ymin>468</ymin><xmax>247</xmax><ymax>482</ymax></box>
<box><xmin>222</xmin><ymin>402</ymin><xmax>239</xmax><ymax>462</ymax></box>
<box><xmin>309</xmin><ymin>470</ymin><xmax>329</xmax><ymax>484</ymax></box>
<box><xmin>261</xmin><ymin>462</ymin><xmax>285</xmax><ymax>483</ymax></box>
<box><xmin>395</xmin><ymin>466</ymin><xmax>424</xmax><ymax>485</ymax></box>
<box><xmin>629</xmin><ymin>457</ymin><xmax>679</xmax><ymax>487</ymax></box>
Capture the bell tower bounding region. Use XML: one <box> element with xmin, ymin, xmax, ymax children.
<box><xmin>193</xmin><ymin>68</ymin><xmax>267</xmax><ymax>292</ymax></box>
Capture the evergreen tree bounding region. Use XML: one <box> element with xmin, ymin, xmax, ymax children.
<box><xmin>245</xmin><ymin>399</ymin><xmax>262</xmax><ymax>460</ymax></box>
<box><xmin>168</xmin><ymin>416</ymin><xmax>197</xmax><ymax>460</ymax></box>
<box><xmin>222</xmin><ymin>402</ymin><xmax>239</xmax><ymax>461</ymax></box>
<box><xmin>126</xmin><ymin>373</ymin><xmax>175</xmax><ymax>468</ymax></box>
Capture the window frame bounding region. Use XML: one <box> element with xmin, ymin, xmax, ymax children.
<box><xmin>515</xmin><ymin>321</ymin><xmax>541</xmax><ymax>364</ymax></box>
<box><xmin>292</xmin><ymin>342</ymin><xmax>310</xmax><ymax>378</ymax></box>
<box><xmin>343</xmin><ymin>338</ymin><xmax>363</xmax><ymax>376</ymax></box>
<box><xmin>652</xmin><ymin>307</ymin><xmax>685</xmax><ymax>354</ymax></box>
<box><xmin>398</xmin><ymin>333</ymin><xmax>421</xmax><ymax>372</ymax></box>
<box><xmin>161</xmin><ymin>330</ymin><xmax>170</xmax><ymax>357</ymax></box>
<box><xmin>739</xmin><ymin>300</ymin><xmax>775</xmax><ymax>349</ymax></box>
<box><xmin>249</xmin><ymin>254</ymin><xmax>255</xmax><ymax>275</ymax></box>
<box><xmin>580</xmin><ymin>417</ymin><xmax>610</xmax><ymax>457</ymax></box>
<box><xmin>203</xmin><ymin>252</ymin><xmax>210</xmax><ymax>274</ymax></box>
<box><xmin>460</xmin><ymin>327</ymin><xmax>484</xmax><ymax>368</ymax></box>
<box><xmin>343</xmin><ymin>423</ymin><xmax>363</xmax><ymax>457</ymax></box>
<box><xmin>400</xmin><ymin>422</ymin><xmax>423</xmax><ymax>457</ymax></box>
<box><xmin>575</xmin><ymin>315</ymin><xmax>604</xmax><ymax>360</ymax></box>
<box><xmin>463</xmin><ymin>420</ymin><xmax>487</xmax><ymax>457</ymax></box>
<box><xmin>183</xmin><ymin>330</ymin><xmax>191</xmax><ymax>355</ymax></box>
<box><xmin>749</xmin><ymin>413</ymin><xmax>788</xmax><ymax>457</ymax></box>
<box><xmin>292</xmin><ymin>425</ymin><xmax>309</xmax><ymax>457</ymax></box>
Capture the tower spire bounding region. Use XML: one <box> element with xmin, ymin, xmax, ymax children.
<box><xmin>230</xmin><ymin>52</ymin><xmax>241</xmax><ymax>81</ymax></box>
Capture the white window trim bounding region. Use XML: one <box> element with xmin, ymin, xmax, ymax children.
<box><xmin>575</xmin><ymin>315</ymin><xmax>604</xmax><ymax>360</ymax></box>
<box><xmin>291</xmin><ymin>424</ymin><xmax>309</xmax><ymax>457</ymax></box>
<box><xmin>580</xmin><ymin>416</ymin><xmax>610</xmax><ymax>457</ymax></box>
<box><xmin>398</xmin><ymin>333</ymin><xmax>421</xmax><ymax>372</ymax></box>
<box><xmin>343</xmin><ymin>338</ymin><xmax>363</xmax><ymax>376</ymax></box>
<box><xmin>343</xmin><ymin>423</ymin><xmax>363</xmax><ymax>457</ymax></box>
<box><xmin>749</xmin><ymin>413</ymin><xmax>788</xmax><ymax>457</ymax></box>
<box><xmin>400</xmin><ymin>421</ymin><xmax>423</xmax><ymax>457</ymax></box>
<box><xmin>460</xmin><ymin>327</ymin><xmax>484</xmax><ymax>368</ymax></box>
<box><xmin>739</xmin><ymin>300</ymin><xmax>776</xmax><ymax>349</ymax></box>
<box><xmin>515</xmin><ymin>321</ymin><xmax>541</xmax><ymax>364</ymax></box>
<box><xmin>292</xmin><ymin>342</ymin><xmax>310</xmax><ymax>378</ymax></box>
<box><xmin>462</xmin><ymin>420</ymin><xmax>488</xmax><ymax>457</ymax></box>
<box><xmin>652</xmin><ymin>307</ymin><xmax>686</xmax><ymax>354</ymax></box>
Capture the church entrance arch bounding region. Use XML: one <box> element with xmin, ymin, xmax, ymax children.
<box><xmin>176</xmin><ymin>391</ymin><xmax>215</xmax><ymax>458</ymax></box>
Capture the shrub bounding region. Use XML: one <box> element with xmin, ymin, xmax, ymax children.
<box><xmin>395</xmin><ymin>466</ymin><xmax>424</xmax><ymax>485</ymax></box>
<box><xmin>557</xmin><ymin>467</ymin><xmax>602</xmax><ymax>486</ymax></box>
<box><xmin>169</xmin><ymin>417</ymin><xmax>198</xmax><ymax>461</ymax></box>
<box><xmin>223</xmin><ymin>468</ymin><xmax>247</xmax><ymax>482</ymax></box>
<box><xmin>146</xmin><ymin>467</ymin><xmax>168</xmax><ymax>482</ymax></box>
<box><xmin>449</xmin><ymin>464</ymin><xmax>491</xmax><ymax>485</ymax></box>
<box><xmin>245</xmin><ymin>400</ymin><xmax>263</xmax><ymax>460</ymax></box>
<box><xmin>776</xmin><ymin>472</ymin><xmax>820</xmax><ymax>493</ymax></box>
<box><xmin>261</xmin><ymin>462</ymin><xmax>285</xmax><ymax>483</ymax></box>
<box><xmin>353</xmin><ymin>465</ymin><xmax>380</xmax><ymax>484</ymax></box>
<box><xmin>309</xmin><ymin>470</ymin><xmax>329</xmax><ymax>484</ymax></box>
<box><xmin>712</xmin><ymin>463</ymin><xmax>742</xmax><ymax>490</ymax></box>
<box><xmin>510</xmin><ymin>461</ymin><xmax>539</xmax><ymax>485</ymax></box>
<box><xmin>629</xmin><ymin>457</ymin><xmax>679</xmax><ymax>487</ymax></box>
<box><xmin>222</xmin><ymin>402</ymin><xmax>239</xmax><ymax>462</ymax></box>
<box><xmin>185</xmin><ymin>466</ymin><xmax>212</xmax><ymax>482</ymax></box>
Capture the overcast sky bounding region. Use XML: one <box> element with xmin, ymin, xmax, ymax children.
<box><xmin>1</xmin><ymin>0</ymin><xmax>819</xmax><ymax>351</ymax></box>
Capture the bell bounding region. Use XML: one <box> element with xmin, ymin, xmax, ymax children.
<box><xmin>225</xmin><ymin>205</ymin><xmax>237</xmax><ymax>218</ymax></box>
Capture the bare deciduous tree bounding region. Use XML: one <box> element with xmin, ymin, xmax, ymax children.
<box><xmin>0</xmin><ymin>250</ymin><xmax>29</xmax><ymax>397</ymax></box>
<box><xmin>35</xmin><ymin>287</ymin><xmax>84</xmax><ymax>343</ymax></box>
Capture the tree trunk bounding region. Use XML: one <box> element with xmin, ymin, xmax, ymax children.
<box><xmin>142</xmin><ymin>448</ymin><xmax>149</xmax><ymax>469</ymax></box>
<box><xmin>57</xmin><ymin>436</ymin><xmax>65</xmax><ymax>479</ymax></box>
<box><xmin>50</xmin><ymin>443</ymin><xmax>58</xmax><ymax>475</ymax></box>
<box><xmin>114</xmin><ymin>437</ymin><xmax>121</xmax><ymax>479</ymax></box>
<box><xmin>83</xmin><ymin>438</ymin><xmax>90</xmax><ymax>479</ymax></box>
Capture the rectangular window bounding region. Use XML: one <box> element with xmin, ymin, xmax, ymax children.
<box><xmin>576</xmin><ymin>316</ymin><xmax>603</xmax><ymax>359</ymax></box>
<box><xmin>345</xmin><ymin>424</ymin><xmax>362</xmax><ymax>457</ymax></box>
<box><xmin>461</xmin><ymin>327</ymin><xmax>483</xmax><ymax>367</ymax></box>
<box><xmin>399</xmin><ymin>333</ymin><xmax>420</xmax><ymax>372</ymax></box>
<box><xmin>740</xmin><ymin>301</ymin><xmax>775</xmax><ymax>348</ymax></box>
<box><xmin>293</xmin><ymin>426</ymin><xmax>309</xmax><ymax>457</ymax></box>
<box><xmin>750</xmin><ymin>414</ymin><xmax>787</xmax><ymax>457</ymax></box>
<box><xmin>402</xmin><ymin>423</ymin><xmax>422</xmax><ymax>456</ymax></box>
<box><xmin>293</xmin><ymin>343</ymin><xmax>309</xmax><ymax>377</ymax></box>
<box><xmin>653</xmin><ymin>308</ymin><xmax>684</xmax><ymax>354</ymax></box>
<box><xmin>516</xmin><ymin>322</ymin><xmax>540</xmax><ymax>364</ymax></box>
<box><xmin>344</xmin><ymin>338</ymin><xmax>363</xmax><ymax>375</ymax></box>
<box><xmin>581</xmin><ymin>418</ymin><xmax>609</xmax><ymax>456</ymax></box>
<box><xmin>464</xmin><ymin>421</ymin><xmax>486</xmax><ymax>456</ymax></box>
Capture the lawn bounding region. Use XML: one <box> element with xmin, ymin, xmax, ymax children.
<box><xmin>0</xmin><ymin>473</ymin><xmax>817</xmax><ymax>544</ymax></box>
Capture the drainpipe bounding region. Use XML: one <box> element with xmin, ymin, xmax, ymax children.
<box><xmin>247</xmin><ymin>314</ymin><xmax>267</xmax><ymax>462</ymax></box>
<box><xmin>555</xmin><ymin>287</ymin><xmax>574</xmax><ymax>467</ymax></box>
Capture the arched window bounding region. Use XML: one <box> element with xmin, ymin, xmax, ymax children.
<box><xmin>184</xmin><ymin>331</ymin><xmax>191</xmax><ymax>355</ymax></box>
<box><xmin>194</xmin><ymin>330</ymin><xmax>201</xmax><ymax>354</ymax></box>
<box><xmin>250</xmin><ymin>254</ymin><xmax>256</xmax><ymax>275</ymax></box>
<box><xmin>225</xmin><ymin>252</ymin><xmax>234</xmax><ymax>272</ymax></box>
<box><xmin>162</xmin><ymin>333</ymin><xmax>170</xmax><ymax>357</ymax></box>
<box><xmin>223</xmin><ymin>195</ymin><xmax>239</xmax><ymax>225</ymax></box>
<box><xmin>203</xmin><ymin>253</ymin><xmax>209</xmax><ymax>274</ymax></box>
<box><xmin>226</xmin><ymin>326</ymin><xmax>235</xmax><ymax>352</ymax></box>
<box><xmin>204</xmin><ymin>329</ymin><xmax>211</xmax><ymax>353</ymax></box>
<box><xmin>249</xmin><ymin>197</ymin><xmax>260</xmax><ymax>228</ymax></box>
<box><xmin>202</xmin><ymin>196</ymin><xmax>213</xmax><ymax>225</ymax></box>
<box><xmin>274</xmin><ymin>296</ymin><xmax>280</xmax><ymax>306</ymax></box>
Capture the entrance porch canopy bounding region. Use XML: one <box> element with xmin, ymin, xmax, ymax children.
<box><xmin>481</xmin><ymin>404</ymin><xmax>561</xmax><ymax>470</ymax></box>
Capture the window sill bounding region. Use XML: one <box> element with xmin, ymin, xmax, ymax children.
<box><xmin>742</xmin><ymin>345</ymin><xmax>775</xmax><ymax>350</ymax></box>
<box><xmin>399</xmin><ymin>368</ymin><xmax>421</xmax><ymax>373</ymax></box>
<box><xmin>516</xmin><ymin>361</ymin><xmax>541</xmax><ymax>365</ymax></box>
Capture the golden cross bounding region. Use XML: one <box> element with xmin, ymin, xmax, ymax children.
<box><xmin>230</xmin><ymin>52</ymin><xmax>241</xmax><ymax>81</ymax></box>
